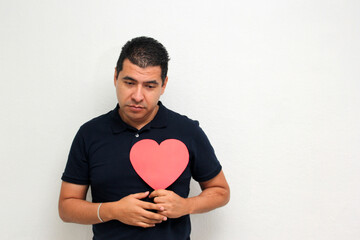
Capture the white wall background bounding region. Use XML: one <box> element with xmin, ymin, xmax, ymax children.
<box><xmin>1</xmin><ymin>0</ymin><xmax>359</xmax><ymax>239</ymax></box>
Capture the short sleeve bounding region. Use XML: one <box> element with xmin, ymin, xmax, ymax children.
<box><xmin>190</xmin><ymin>123</ymin><xmax>222</xmax><ymax>182</ymax></box>
<box><xmin>61</xmin><ymin>127</ymin><xmax>90</xmax><ymax>185</ymax></box>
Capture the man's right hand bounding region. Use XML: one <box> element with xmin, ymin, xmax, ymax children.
<box><xmin>103</xmin><ymin>191</ymin><xmax>167</xmax><ymax>228</ymax></box>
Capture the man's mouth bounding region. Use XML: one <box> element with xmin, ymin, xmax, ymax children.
<box><xmin>129</xmin><ymin>104</ymin><xmax>144</xmax><ymax>108</ymax></box>
<box><xmin>128</xmin><ymin>104</ymin><xmax>145</xmax><ymax>112</ymax></box>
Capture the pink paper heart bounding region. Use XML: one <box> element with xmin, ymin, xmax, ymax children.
<box><xmin>129</xmin><ymin>139</ymin><xmax>189</xmax><ymax>190</ymax></box>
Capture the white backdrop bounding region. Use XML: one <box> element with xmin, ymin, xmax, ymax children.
<box><xmin>1</xmin><ymin>0</ymin><xmax>359</xmax><ymax>239</ymax></box>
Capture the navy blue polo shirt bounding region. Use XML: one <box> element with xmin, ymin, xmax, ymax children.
<box><xmin>61</xmin><ymin>101</ymin><xmax>222</xmax><ymax>240</ymax></box>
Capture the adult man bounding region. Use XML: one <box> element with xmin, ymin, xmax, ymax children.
<box><xmin>59</xmin><ymin>36</ymin><xmax>230</xmax><ymax>240</ymax></box>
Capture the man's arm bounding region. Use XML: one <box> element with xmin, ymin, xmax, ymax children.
<box><xmin>149</xmin><ymin>170</ymin><xmax>230</xmax><ymax>218</ymax></box>
<box><xmin>58</xmin><ymin>181</ymin><xmax>167</xmax><ymax>228</ymax></box>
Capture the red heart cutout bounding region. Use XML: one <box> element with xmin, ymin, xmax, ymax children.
<box><xmin>129</xmin><ymin>139</ymin><xmax>189</xmax><ymax>190</ymax></box>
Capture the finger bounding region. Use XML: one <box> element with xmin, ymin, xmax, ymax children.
<box><xmin>149</xmin><ymin>189</ymin><xmax>168</xmax><ymax>198</ymax></box>
<box><xmin>131</xmin><ymin>191</ymin><xmax>150</xmax><ymax>199</ymax></box>
<box><xmin>141</xmin><ymin>201</ymin><xmax>165</xmax><ymax>211</ymax></box>
<box><xmin>149</xmin><ymin>190</ymin><xmax>158</xmax><ymax>198</ymax></box>
<box><xmin>153</xmin><ymin>196</ymin><xmax>167</xmax><ymax>204</ymax></box>
<box><xmin>142</xmin><ymin>215</ymin><xmax>166</xmax><ymax>224</ymax></box>
<box><xmin>138</xmin><ymin>215</ymin><xmax>162</xmax><ymax>225</ymax></box>
<box><xmin>141</xmin><ymin>209</ymin><xmax>167</xmax><ymax>222</ymax></box>
<box><xmin>136</xmin><ymin>221</ymin><xmax>156</xmax><ymax>228</ymax></box>
<box><xmin>159</xmin><ymin>210</ymin><xmax>169</xmax><ymax>218</ymax></box>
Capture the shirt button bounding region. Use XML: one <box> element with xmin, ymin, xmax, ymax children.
<box><xmin>135</xmin><ymin>133</ymin><xmax>139</xmax><ymax>138</ymax></box>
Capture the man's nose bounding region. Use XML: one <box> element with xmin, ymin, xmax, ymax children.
<box><xmin>132</xmin><ymin>85</ymin><xmax>144</xmax><ymax>103</ymax></box>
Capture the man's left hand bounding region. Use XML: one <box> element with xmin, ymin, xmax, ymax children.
<box><xmin>149</xmin><ymin>190</ymin><xmax>189</xmax><ymax>219</ymax></box>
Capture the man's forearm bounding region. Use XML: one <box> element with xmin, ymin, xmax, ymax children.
<box><xmin>186</xmin><ymin>186</ymin><xmax>230</xmax><ymax>215</ymax></box>
<box><xmin>59</xmin><ymin>198</ymin><xmax>105</xmax><ymax>224</ymax></box>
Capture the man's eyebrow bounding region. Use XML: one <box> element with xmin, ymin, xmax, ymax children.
<box><xmin>122</xmin><ymin>76</ymin><xmax>137</xmax><ymax>81</ymax></box>
<box><xmin>144</xmin><ymin>80</ymin><xmax>159</xmax><ymax>85</ymax></box>
<box><xmin>122</xmin><ymin>76</ymin><xmax>159</xmax><ymax>85</ymax></box>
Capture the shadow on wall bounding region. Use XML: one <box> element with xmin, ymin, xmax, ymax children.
<box><xmin>188</xmin><ymin>179</ymin><xmax>223</xmax><ymax>240</ymax></box>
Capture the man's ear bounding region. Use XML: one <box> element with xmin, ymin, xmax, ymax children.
<box><xmin>161</xmin><ymin>76</ymin><xmax>168</xmax><ymax>95</ymax></box>
<box><xmin>114</xmin><ymin>68</ymin><xmax>118</xmax><ymax>86</ymax></box>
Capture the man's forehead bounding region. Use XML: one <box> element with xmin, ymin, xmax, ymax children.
<box><xmin>120</xmin><ymin>59</ymin><xmax>162</xmax><ymax>79</ymax></box>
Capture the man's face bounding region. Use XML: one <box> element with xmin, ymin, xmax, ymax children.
<box><xmin>114</xmin><ymin>58</ymin><xmax>168</xmax><ymax>129</ymax></box>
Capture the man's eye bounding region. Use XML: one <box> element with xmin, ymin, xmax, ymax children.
<box><xmin>146</xmin><ymin>85</ymin><xmax>156</xmax><ymax>89</ymax></box>
<box><xmin>125</xmin><ymin>81</ymin><xmax>134</xmax><ymax>85</ymax></box>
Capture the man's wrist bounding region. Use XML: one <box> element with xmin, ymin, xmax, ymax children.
<box><xmin>97</xmin><ymin>203</ymin><xmax>104</xmax><ymax>222</ymax></box>
<box><xmin>99</xmin><ymin>202</ymin><xmax>114</xmax><ymax>222</ymax></box>
<box><xmin>184</xmin><ymin>197</ymin><xmax>195</xmax><ymax>215</ymax></box>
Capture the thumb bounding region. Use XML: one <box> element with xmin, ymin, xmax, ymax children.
<box><xmin>131</xmin><ymin>191</ymin><xmax>150</xmax><ymax>199</ymax></box>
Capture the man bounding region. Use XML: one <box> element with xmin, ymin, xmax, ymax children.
<box><xmin>59</xmin><ymin>36</ymin><xmax>230</xmax><ymax>240</ymax></box>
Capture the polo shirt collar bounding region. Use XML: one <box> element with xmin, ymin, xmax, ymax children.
<box><xmin>110</xmin><ymin>101</ymin><xmax>167</xmax><ymax>133</ymax></box>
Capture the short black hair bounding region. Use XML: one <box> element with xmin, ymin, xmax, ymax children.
<box><xmin>116</xmin><ymin>36</ymin><xmax>170</xmax><ymax>84</ymax></box>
